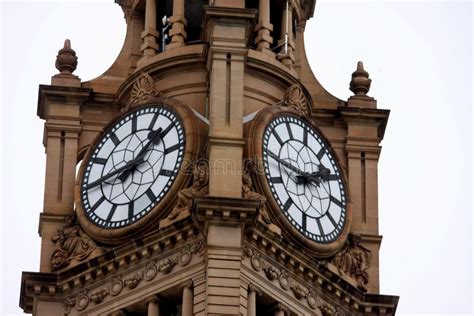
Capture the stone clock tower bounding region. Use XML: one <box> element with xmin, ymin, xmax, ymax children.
<box><xmin>20</xmin><ymin>1</ymin><xmax>399</xmax><ymax>315</ymax></box>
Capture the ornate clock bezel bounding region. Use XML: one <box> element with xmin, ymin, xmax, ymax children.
<box><xmin>245</xmin><ymin>106</ymin><xmax>352</xmax><ymax>257</ymax></box>
<box><xmin>75</xmin><ymin>98</ymin><xmax>205</xmax><ymax>244</ymax></box>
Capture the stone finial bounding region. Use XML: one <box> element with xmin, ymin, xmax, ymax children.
<box><xmin>349</xmin><ymin>61</ymin><xmax>371</xmax><ymax>96</ymax></box>
<box><xmin>55</xmin><ymin>39</ymin><xmax>78</xmax><ymax>75</ymax></box>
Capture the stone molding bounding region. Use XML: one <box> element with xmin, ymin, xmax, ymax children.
<box><xmin>242</xmin><ymin>225</ymin><xmax>398</xmax><ymax>315</ymax></box>
<box><xmin>20</xmin><ymin>221</ymin><xmax>204</xmax><ymax>314</ymax></box>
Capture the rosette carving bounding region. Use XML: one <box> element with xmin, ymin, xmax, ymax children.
<box><xmin>124</xmin><ymin>271</ymin><xmax>144</xmax><ymax>289</ymax></box>
<box><xmin>90</xmin><ymin>288</ymin><xmax>108</xmax><ymax>304</ymax></box>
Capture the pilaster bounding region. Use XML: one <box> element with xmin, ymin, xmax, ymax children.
<box><xmin>202</xmin><ymin>6</ymin><xmax>257</xmax><ymax>198</ymax></box>
<box><xmin>193</xmin><ymin>196</ymin><xmax>259</xmax><ymax>315</ymax></box>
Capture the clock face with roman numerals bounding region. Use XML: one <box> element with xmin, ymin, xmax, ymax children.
<box><xmin>262</xmin><ymin>114</ymin><xmax>347</xmax><ymax>243</ymax></box>
<box><xmin>80</xmin><ymin>105</ymin><xmax>185</xmax><ymax>229</ymax></box>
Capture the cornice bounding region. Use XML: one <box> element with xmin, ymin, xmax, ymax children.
<box><xmin>20</xmin><ymin>219</ymin><xmax>204</xmax><ymax>313</ymax></box>
<box><xmin>243</xmin><ymin>224</ymin><xmax>399</xmax><ymax>315</ymax></box>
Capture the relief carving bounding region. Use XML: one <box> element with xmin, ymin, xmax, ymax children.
<box><xmin>51</xmin><ymin>215</ymin><xmax>103</xmax><ymax>272</ymax></box>
<box><xmin>124</xmin><ymin>271</ymin><xmax>144</xmax><ymax>289</ymax></box>
<box><xmin>243</xmin><ymin>159</ymin><xmax>272</xmax><ymax>225</ymax></box>
<box><xmin>158</xmin><ymin>257</ymin><xmax>178</xmax><ymax>274</ymax></box>
<box><xmin>283</xmin><ymin>84</ymin><xmax>309</xmax><ymax>117</ymax></box>
<box><xmin>332</xmin><ymin>234</ymin><xmax>371</xmax><ymax>292</ymax></box>
<box><xmin>167</xmin><ymin>159</ymin><xmax>209</xmax><ymax>219</ymax></box>
<box><xmin>290</xmin><ymin>282</ymin><xmax>308</xmax><ymax>300</ymax></box>
<box><xmin>90</xmin><ymin>288</ymin><xmax>109</xmax><ymax>304</ymax></box>
<box><xmin>128</xmin><ymin>72</ymin><xmax>163</xmax><ymax>109</ymax></box>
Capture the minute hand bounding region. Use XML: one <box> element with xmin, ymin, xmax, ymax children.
<box><xmin>85</xmin><ymin>127</ymin><xmax>163</xmax><ymax>190</ymax></box>
<box><xmin>266</xmin><ymin>150</ymin><xmax>308</xmax><ymax>177</ymax></box>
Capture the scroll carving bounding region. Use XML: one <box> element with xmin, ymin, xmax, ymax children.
<box><xmin>332</xmin><ymin>234</ymin><xmax>371</xmax><ymax>292</ymax></box>
<box><xmin>51</xmin><ymin>215</ymin><xmax>103</xmax><ymax>272</ymax></box>
<box><xmin>167</xmin><ymin>159</ymin><xmax>209</xmax><ymax>219</ymax></box>
<box><xmin>242</xmin><ymin>159</ymin><xmax>272</xmax><ymax>225</ymax></box>
<box><xmin>128</xmin><ymin>72</ymin><xmax>163</xmax><ymax>109</ymax></box>
<box><xmin>283</xmin><ymin>84</ymin><xmax>309</xmax><ymax>117</ymax></box>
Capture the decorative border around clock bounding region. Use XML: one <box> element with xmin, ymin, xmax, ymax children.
<box><xmin>75</xmin><ymin>97</ymin><xmax>205</xmax><ymax>244</ymax></box>
<box><xmin>244</xmin><ymin>106</ymin><xmax>352</xmax><ymax>257</ymax></box>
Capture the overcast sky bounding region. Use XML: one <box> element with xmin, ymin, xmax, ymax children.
<box><xmin>0</xmin><ymin>0</ymin><xmax>472</xmax><ymax>315</ymax></box>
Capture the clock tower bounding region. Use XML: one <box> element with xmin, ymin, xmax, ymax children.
<box><xmin>20</xmin><ymin>1</ymin><xmax>399</xmax><ymax>315</ymax></box>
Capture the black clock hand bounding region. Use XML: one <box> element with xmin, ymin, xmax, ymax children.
<box><xmin>84</xmin><ymin>159</ymin><xmax>138</xmax><ymax>190</ymax></box>
<box><xmin>85</xmin><ymin>128</ymin><xmax>163</xmax><ymax>189</ymax></box>
<box><xmin>266</xmin><ymin>150</ymin><xmax>313</xmax><ymax>182</ymax></box>
<box><xmin>117</xmin><ymin>127</ymin><xmax>163</xmax><ymax>182</ymax></box>
<box><xmin>266</xmin><ymin>150</ymin><xmax>330</xmax><ymax>185</ymax></box>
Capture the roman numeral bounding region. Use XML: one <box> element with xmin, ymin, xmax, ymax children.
<box><xmin>270</xmin><ymin>176</ymin><xmax>283</xmax><ymax>184</ymax></box>
<box><xmin>316</xmin><ymin>217</ymin><xmax>324</xmax><ymax>235</ymax></box>
<box><xmin>146</xmin><ymin>189</ymin><xmax>156</xmax><ymax>202</ymax></box>
<box><xmin>302</xmin><ymin>213</ymin><xmax>307</xmax><ymax>231</ymax></box>
<box><xmin>159</xmin><ymin>169</ymin><xmax>174</xmax><ymax>177</ymax></box>
<box><xmin>128</xmin><ymin>203</ymin><xmax>134</xmax><ymax>219</ymax></box>
<box><xmin>91</xmin><ymin>196</ymin><xmax>106</xmax><ymax>212</ymax></box>
<box><xmin>317</xmin><ymin>147</ymin><xmax>325</xmax><ymax>160</ymax></box>
<box><xmin>285</xmin><ymin>122</ymin><xmax>293</xmax><ymax>139</ymax></box>
<box><xmin>94</xmin><ymin>158</ymin><xmax>107</xmax><ymax>165</ymax></box>
<box><xmin>106</xmin><ymin>204</ymin><xmax>118</xmax><ymax>222</ymax></box>
<box><xmin>148</xmin><ymin>113</ymin><xmax>159</xmax><ymax>130</ymax></box>
<box><xmin>110</xmin><ymin>133</ymin><xmax>120</xmax><ymax>146</ymax></box>
<box><xmin>326</xmin><ymin>211</ymin><xmax>338</xmax><ymax>228</ymax></box>
<box><xmin>131</xmin><ymin>115</ymin><xmax>137</xmax><ymax>133</ymax></box>
<box><xmin>330</xmin><ymin>196</ymin><xmax>343</xmax><ymax>208</ymax></box>
<box><xmin>164</xmin><ymin>143</ymin><xmax>180</xmax><ymax>155</ymax></box>
<box><xmin>283</xmin><ymin>198</ymin><xmax>292</xmax><ymax>212</ymax></box>
<box><xmin>303</xmin><ymin>128</ymin><xmax>308</xmax><ymax>145</ymax></box>
<box><xmin>273</xmin><ymin>132</ymin><xmax>284</xmax><ymax>145</ymax></box>
<box><xmin>160</xmin><ymin>123</ymin><xmax>174</xmax><ymax>138</ymax></box>
<box><xmin>328</xmin><ymin>174</ymin><xmax>339</xmax><ymax>181</ymax></box>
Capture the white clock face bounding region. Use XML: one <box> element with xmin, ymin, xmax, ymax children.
<box><xmin>80</xmin><ymin>105</ymin><xmax>185</xmax><ymax>228</ymax></box>
<box><xmin>262</xmin><ymin>114</ymin><xmax>347</xmax><ymax>243</ymax></box>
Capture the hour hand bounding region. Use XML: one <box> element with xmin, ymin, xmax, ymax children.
<box><xmin>118</xmin><ymin>127</ymin><xmax>163</xmax><ymax>182</ymax></box>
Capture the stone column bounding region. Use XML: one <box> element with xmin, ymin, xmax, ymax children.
<box><xmin>141</xmin><ymin>0</ymin><xmax>159</xmax><ymax>58</ymax></box>
<box><xmin>254</xmin><ymin>0</ymin><xmax>273</xmax><ymax>54</ymax></box>
<box><xmin>109</xmin><ymin>310</ymin><xmax>126</xmax><ymax>316</ymax></box>
<box><xmin>167</xmin><ymin>0</ymin><xmax>187</xmax><ymax>49</ymax></box>
<box><xmin>146</xmin><ymin>295</ymin><xmax>160</xmax><ymax>316</ymax></box>
<box><xmin>277</xmin><ymin>1</ymin><xmax>295</xmax><ymax>69</ymax></box>
<box><xmin>181</xmin><ymin>280</ymin><xmax>193</xmax><ymax>316</ymax></box>
<box><xmin>247</xmin><ymin>284</ymin><xmax>258</xmax><ymax>316</ymax></box>
<box><xmin>273</xmin><ymin>303</ymin><xmax>287</xmax><ymax>316</ymax></box>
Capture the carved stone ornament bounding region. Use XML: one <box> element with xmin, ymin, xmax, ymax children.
<box><xmin>262</xmin><ymin>262</ymin><xmax>279</xmax><ymax>280</ymax></box>
<box><xmin>158</xmin><ymin>257</ymin><xmax>178</xmax><ymax>274</ymax></box>
<box><xmin>283</xmin><ymin>84</ymin><xmax>309</xmax><ymax>117</ymax></box>
<box><xmin>50</xmin><ymin>214</ymin><xmax>103</xmax><ymax>272</ymax></box>
<box><xmin>76</xmin><ymin>290</ymin><xmax>90</xmax><ymax>311</ymax></box>
<box><xmin>144</xmin><ymin>261</ymin><xmax>158</xmax><ymax>281</ymax></box>
<box><xmin>349</xmin><ymin>61</ymin><xmax>372</xmax><ymax>96</ymax></box>
<box><xmin>278</xmin><ymin>270</ymin><xmax>291</xmax><ymax>290</ymax></box>
<box><xmin>331</xmin><ymin>234</ymin><xmax>371</xmax><ymax>292</ymax></box>
<box><xmin>317</xmin><ymin>297</ymin><xmax>337</xmax><ymax>316</ymax></box>
<box><xmin>290</xmin><ymin>282</ymin><xmax>308</xmax><ymax>300</ymax></box>
<box><xmin>124</xmin><ymin>271</ymin><xmax>144</xmax><ymax>289</ymax></box>
<box><xmin>90</xmin><ymin>288</ymin><xmax>109</xmax><ymax>304</ymax></box>
<box><xmin>109</xmin><ymin>277</ymin><xmax>124</xmax><ymax>296</ymax></box>
<box><xmin>167</xmin><ymin>158</ymin><xmax>209</xmax><ymax>219</ymax></box>
<box><xmin>242</xmin><ymin>159</ymin><xmax>273</xmax><ymax>225</ymax></box>
<box><xmin>179</xmin><ymin>239</ymin><xmax>205</xmax><ymax>266</ymax></box>
<box><xmin>55</xmin><ymin>39</ymin><xmax>77</xmax><ymax>75</ymax></box>
<box><xmin>63</xmin><ymin>297</ymin><xmax>75</xmax><ymax>314</ymax></box>
<box><xmin>128</xmin><ymin>72</ymin><xmax>163</xmax><ymax>109</ymax></box>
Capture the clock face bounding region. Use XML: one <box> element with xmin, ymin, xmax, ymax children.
<box><xmin>262</xmin><ymin>114</ymin><xmax>347</xmax><ymax>243</ymax></box>
<box><xmin>80</xmin><ymin>105</ymin><xmax>185</xmax><ymax>229</ymax></box>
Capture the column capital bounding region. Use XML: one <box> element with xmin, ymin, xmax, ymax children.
<box><xmin>145</xmin><ymin>294</ymin><xmax>160</xmax><ymax>304</ymax></box>
<box><xmin>180</xmin><ymin>279</ymin><xmax>193</xmax><ymax>290</ymax></box>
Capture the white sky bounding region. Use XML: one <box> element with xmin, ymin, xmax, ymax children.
<box><xmin>0</xmin><ymin>0</ymin><xmax>472</xmax><ymax>315</ymax></box>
